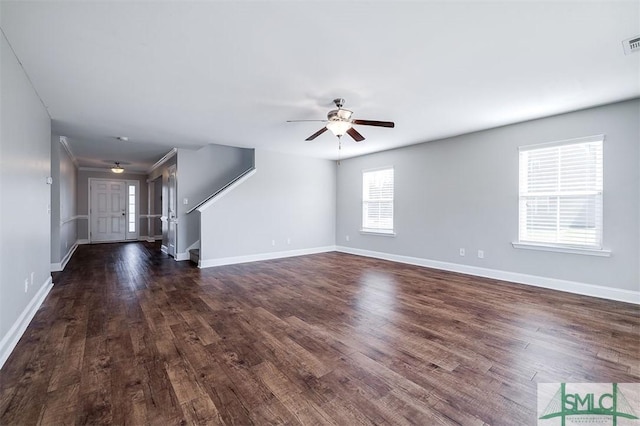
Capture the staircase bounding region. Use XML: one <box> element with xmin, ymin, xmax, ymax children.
<box><xmin>186</xmin><ymin>167</ymin><xmax>256</xmax><ymax>214</ymax></box>
<box><xmin>182</xmin><ymin>164</ymin><xmax>256</xmax><ymax>268</ymax></box>
<box><xmin>189</xmin><ymin>248</ymin><xmax>199</xmax><ymax>265</ymax></box>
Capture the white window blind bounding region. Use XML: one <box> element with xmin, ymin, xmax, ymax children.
<box><xmin>518</xmin><ymin>136</ymin><xmax>603</xmax><ymax>249</ymax></box>
<box><xmin>362</xmin><ymin>167</ymin><xmax>394</xmax><ymax>233</ymax></box>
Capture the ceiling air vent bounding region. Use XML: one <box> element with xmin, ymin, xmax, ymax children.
<box><xmin>622</xmin><ymin>36</ymin><xmax>640</xmax><ymax>55</ymax></box>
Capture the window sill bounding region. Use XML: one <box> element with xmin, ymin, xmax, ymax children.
<box><xmin>360</xmin><ymin>229</ymin><xmax>396</xmax><ymax>237</ymax></box>
<box><xmin>512</xmin><ymin>242</ymin><xmax>611</xmax><ymax>257</ymax></box>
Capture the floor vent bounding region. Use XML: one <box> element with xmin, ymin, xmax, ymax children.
<box><xmin>623</xmin><ymin>36</ymin><xmax>640</xmax><ymax>55</ymax></box>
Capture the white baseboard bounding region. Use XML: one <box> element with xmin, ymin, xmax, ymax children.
<box><xmin>161</xmin><ymin>245</ymin><xmax>168</xmax><ymax>254</ymax></box>
<box><xmin>198</xmin><ymin>246</ymin><xmax>337</xmax><ymax>269</ymax></box>
<box><xmin>0</xmin><ymin>276</ymin><xmax>53</xmax><ymax>370</ymax></box>
<box><xmin>139</xmin><ymin>235</ymin><xmax>162</xmax><ymax>243</ymax></box>
<box><xmin>50</xmin><ymin>242</ymin><xmax>79</xmax><ymax>272</ymax></box>
<box><xmin>76</xmin><ymin>239</ymin><xmax>90</xmax><ymax>245</ymax></box>
<box><xmin>335</xmin><ymin>246</ymin><xmax>639</xmax><ymax>305</ymax></box>
<box><xmin>175</xmin><ymin>252</ymin><xmax>190</xmax><ymax>261</ymax></box>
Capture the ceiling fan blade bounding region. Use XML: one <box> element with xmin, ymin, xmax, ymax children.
<box><xmin>352</xmin><ymin>119</ymin><xmax>395</xmax><ymax>128</ymax></box>
<box><xmin>286</xmin><ymin>119</ymin><xmax>328</xmax><ymax>123</ymax></box>
<box><xmin>305</xmin><ymin>127</ymin><xmax>328</xmax><ymax>141</ymax></box>
<box><xmin>346</xmin><ymin>127</ymin><xmax>365</xmax><ymax>142</ymax></box>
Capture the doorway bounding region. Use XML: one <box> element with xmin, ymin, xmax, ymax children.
<box><xmin>166</xmin><ymin>165</ymin><xmax>177</xmax><ymax>257</ymax></box>
<box><xmin>89</xmin><ymin>178</ymin><xmax>139</xmax><ymax>242</ymax></box>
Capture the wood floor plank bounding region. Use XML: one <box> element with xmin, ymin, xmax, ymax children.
<box><xmin>139</xmin><ymin>357</ymin><xmax>183</xmax><ymax>424</ymax></box>
<box><xmin>196</xmin><ymin>363</ymin><xmax>254</xmax><ymax>425</ymax></box>
<box><xmin>277</xmin><ymin>392</ymin><xmax>337</xmax><ymax>426</ymax></box>
<box><xmin>110</xmin><ymin>361</ymin><xmax>148</xmax><ymax>426</ymax></box>
<box><xmin>377</xmin><ymin>390</ymin><xmax>460</xmax><ymax>426</ymax></box>
<box><xmin>0</xmin><ymin>242</ymin><xmax>637</xmax><ymax>425</ymax></box>
<box><xmin>75</xmin><ymin>389</ymin><xmax>112</xmax><ymax>425</ymax></box>
<box><xmin>37</xmin><ymin>383</ymin><xmax>79</xmax><ymax>426</ymax></box>
<box><xmin>180</xmin><ymin>396</ymin><xmax>224</xmax><ymax>426</ymax></box>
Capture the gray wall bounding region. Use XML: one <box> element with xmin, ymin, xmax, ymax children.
<box><xmin>50</xmin><ymin>136</ymin><xmax>61</xmax><ymax>263</ymax></box>
<box><xmin>152</xmin><ymin>177</ymin><xmax>162</xmax><ymax>237</ymax></box>
<box><xmin>59</xmin><ymin>140</ymin><xmax>77</xmax><ymax>257</ymax></box>
<box><xmin>76</xmin><ymin>169</ymin><xmax>149</xmax><ymax>240</ymax></box>
<box><xmin>336</xmin><ymin>99</ymin><xmax>640</xmax><ymax>291</ymax></box>
<box><xmin>50</xmin><ymin>135</ymin><xmax>77</xmax><ymax>264</ymax></box>
<box><xmin>200</xmin><ymin>149</ymin><xmax>336</xmax><ymax>261</ymax></box>
<box><xmin>0</xmin><ymin>33</ymin><xmax>52</xmax><ymax>351</ymax></box>
<box><xmin>177</xmin><ymin>144</ymin><xmax>254</xmax><ymax>254</ymax></box>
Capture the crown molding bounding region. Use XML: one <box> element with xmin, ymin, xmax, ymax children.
<box><xmin>59</xmin><ymin>136</ymin><xmax>79</xmax><ymax>167</ymax></box>
<box><xmin>148</xmin><ymin>148</ymin><xmax>178</xmax><ymax>174</ymax></box>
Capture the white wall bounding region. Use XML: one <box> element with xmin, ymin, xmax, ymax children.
<box><xmin>337</xmin><ymin>100</ymin><xmax>639</xmax><ymax>295</ymax></box>
<box><xmin>200</xmin><ymin>149</ymin><xmax>336</xmax><ymax>264</ymax></box>
<box><xmin>0</xmin><ymin>32</ymin><xmax>53</xmax><ymax>368</ymax></box>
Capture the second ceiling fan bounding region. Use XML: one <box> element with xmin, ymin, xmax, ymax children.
<box><xmin>287</xmin><ymin>98</ymin><xmax>395</xmax><ymax>142</ymax></box>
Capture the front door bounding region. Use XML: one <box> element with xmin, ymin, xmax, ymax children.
<box><xmin>90</xmin><ymin>179</ymin><xmax>139</xmax><ymax>242</ymax></box>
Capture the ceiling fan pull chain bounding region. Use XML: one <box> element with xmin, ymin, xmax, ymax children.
<box><xmin>337</xmin><ymin>137</ymin><xmax>342</xmax><ymax>166</ymax></box>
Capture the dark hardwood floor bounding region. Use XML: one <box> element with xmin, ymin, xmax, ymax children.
<box><xmin>0</xmin><ymin>242</ymin><xmax>638</xmax><ymax>425</ymax></box>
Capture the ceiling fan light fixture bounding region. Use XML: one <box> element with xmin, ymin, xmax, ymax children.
<box><xmin>326</xmin><ymin>120</ymin><xmax>352</xmax><ymax>137</ymax></box>
<box><xmin>289</xmin><ymin>98</ymin><xmax>394</xmax><ymax>141</ymax></box>
<box><xmin>111</xmin><ymin>162</ymin><xmax>124</xmax><ymax>173</ymax></box>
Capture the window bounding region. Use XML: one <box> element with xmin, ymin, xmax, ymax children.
<box><xmin>517</xmin><ymin>135</ymin><xmax>603</xmax><ymax>252</ymax></box>
<box><xmin>128</xmin><ymin>184</ymin><xmax>136</xmax><ymax>233</ymax></box>
<box><xmin>362</xmin><ymin>167</ymin><xmax>394</xmax><ymax>234</ymax></box>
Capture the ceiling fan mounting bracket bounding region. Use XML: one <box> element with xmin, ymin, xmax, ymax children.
<box><xmin>333</xmin><ymin>98</ymin><xmax>346</xmax><ymax>109</ymax></box>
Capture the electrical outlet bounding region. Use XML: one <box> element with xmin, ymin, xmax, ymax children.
<box><xmin>24</xmin><ymin>279</ymin><xmax>29</xmax><ymax>293</ymax></box>
<box><xmin>30</xmin><ymin>272</ymin><xmax>34</xmax><ymax>286</ymax></box>
<box><xmin>183</xmin><ymin>198</ymin><xmax>188</xmax><ymax>205</ymax></box>
<box><xmin>346</xmin><ymin>235</ymin><xmax>350</xmax><ymax>242</ymax></box>
<box><xmin>478</xmin><ymin>250</ymin><xmax>484</xmax><ymax>259</ymax></box>
<box><xmin>459</xmin><ymin>248</ymin><xmax>465</xmax><ymax>256</ymax></box>
<box><xmin>287</xmin><ymin>238</ymin><xmax>291</xmax><ymax>245</ymax></box>
<box><xmin>271</xmin><ymin>240</ymin><xmax>276</xmax><ymax>246</ymax></box>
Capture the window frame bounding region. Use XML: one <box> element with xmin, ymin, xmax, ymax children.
<box><xmin>361</xmin><ymin>166</ymin><xmax>395</xmax><ymax>236</ymax></box>
<box><xmin>512</xmin><ymin>135</ymin><xmax>610</xmax><ymax>257</ymax></box>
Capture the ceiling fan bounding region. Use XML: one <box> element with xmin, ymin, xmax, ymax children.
<box><xmin>287</xmin><ymin>98</ymin><xmax>394</xmax><ymax>142</ymax></box>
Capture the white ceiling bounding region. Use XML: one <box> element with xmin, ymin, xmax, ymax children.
<box><xmin>2</xmin><ymin>1</ymin><xmax>639</xmax><ymax>172</ymax></box>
